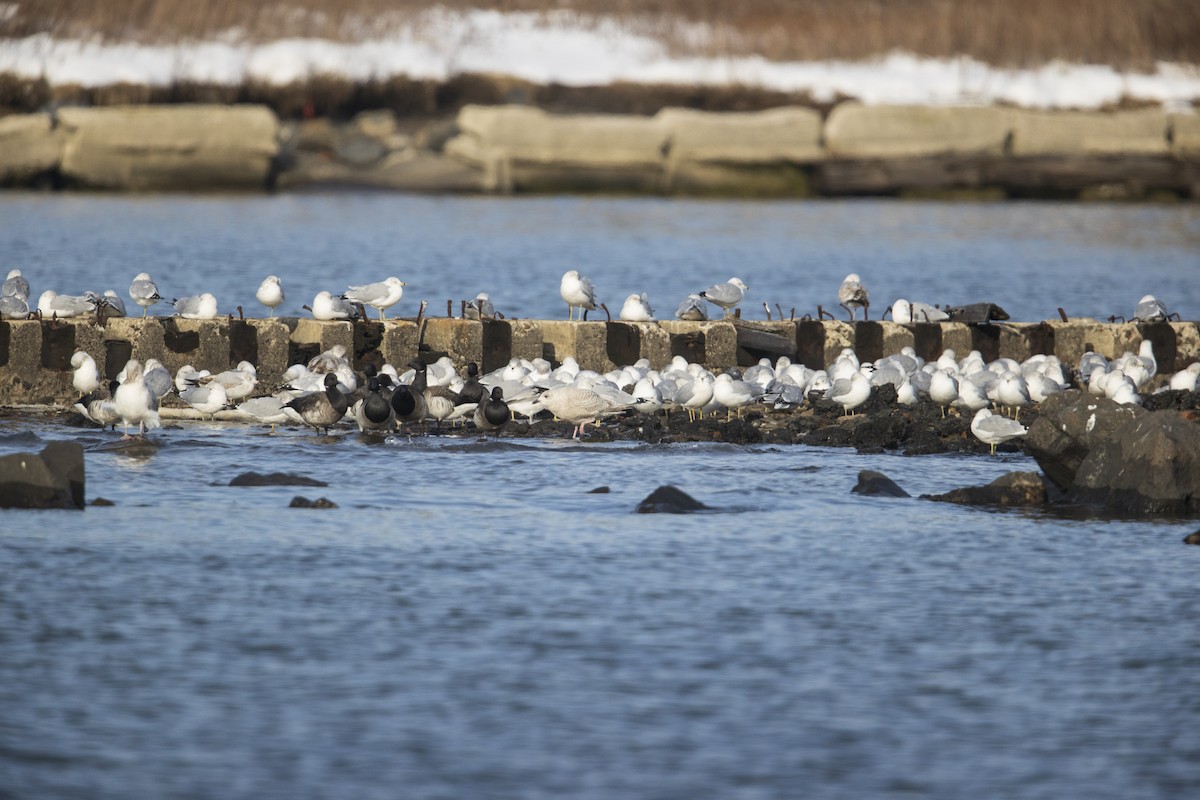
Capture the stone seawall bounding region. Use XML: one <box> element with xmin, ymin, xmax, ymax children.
<box><xmin>2</xmin><ymin>316</ymin><xmax>1196</xmax><ymax>407</ymax></box>
<box><xmin>1</xmin><ymin>102</ymin><xmax>1197</xmax><ymax>198</ymax></box>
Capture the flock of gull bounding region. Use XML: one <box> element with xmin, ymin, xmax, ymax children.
<box><xmin>5</xmin><ymin>267</ymin><xmax>1194</xmax><ymax>453</ymax></box>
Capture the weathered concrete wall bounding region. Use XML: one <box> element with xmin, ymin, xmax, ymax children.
<box><xmin>824</xmin><ymin>103</ymin><xmax>1013</xmax><ymax>158</ymax></box>
<box><xmin>1010</xmin><ymin>108</ymin><xmax>1170</xmax><ymax>156</ymax></box>
<box><xmin>0</xmin><ymin>113</ymin><xmax>63</xmax><ymax>185</ymax></box>
<box><xmin>2</xmin><ymin>316</ymin><xmax>1196</xmax><ymax>407</ymax></box>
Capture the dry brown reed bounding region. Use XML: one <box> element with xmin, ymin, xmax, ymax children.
<box><xmin>4</xmin><ymin>0</ymin><xmax>1198</xmax><ymax>70</ymax></box>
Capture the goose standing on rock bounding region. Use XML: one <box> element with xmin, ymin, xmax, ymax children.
<box><xmin>561</xmin><ymin>270</ymin><xmax>599</xmax><ymax>321</ymax></box>
<box><xmin>342</xmin><ymin>277</ymin><xmax>406</xmax><ymax>319</ymax></box>
<box><xmin>129</xmin><ymin>272</ymin><xmax>161</xmax><ymax>317</ymax></box>
<box><xmin>838</xmin><ymin>274</ymin><xmax>869</xmax><ymax>321</ymax></box>
<box><xmin>354</xmin><ymin>377</ymin><xmax>396</xmax><ymax>433</ymax></box>
<box><xmin>700</xmin><ymin>278</ymin><xmax>748</xmax><ymax>318</ymax></box>
<box><xmin>256</xmin><ymin>276</ymin><xmax>285</xmax><ymax>317</ymax></box>
<box><xmin>285</xmin><ymin>373</ymin><xmax>349</xmax><ymax>435</ymax></box>
<box><xmin>474</xmin><ymin>386</ymin><xmax>511</xmax><ymax>433</ymax></box>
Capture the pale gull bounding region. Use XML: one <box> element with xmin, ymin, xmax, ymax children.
<box><xmin>173</xmin><ymin>292</ymin><xmax>218</xmax><ymax>320</ymax></box>
<box><xmin>129</xmin><ymin>272</ymin><xmax>161</xmax><ymax>317</ymax></box>
<box><xmin>971</xmin><ymin>408</ymin><xmax>1027</xmax><ymax>455</ymax></box>
<box><xmin>699</xmin><ymin>278</ymin><xmax>747</xmax><ymax>318</ymax></box>
<box><xmin>256</xmin><ymin>275</ymin><xmax>285</xmax><ymax>317</ymax></box>
<box><xmin>343</xmin><ymin>277</ymin><xmax>406</xmax><ymax>319</ymax></box>
<box><xmin>560</xmin><ymin>270</ymin><xmax>598</xmax><ymax>321</ymax></box>
<box><xmin>838</xmin><ymin>273</ymin><xmax>869</xmax><ymax>321</ymax></box>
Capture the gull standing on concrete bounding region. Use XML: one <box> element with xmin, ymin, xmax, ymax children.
<box><xmin>971</xmin><ymin>408</ymin><xmax>1027</xmax><ymax>455</ymax></box>
<box><xmin>3</xmin><ymin>269</ymin><xmax>30</xmax><ymax>300</ymax></box>
<box><xmin>675</xmin><ymin>293</ymin><xmax>708</xmax><ymax>321</ymax></box>
<box><xmin>99</xmin><ymin>290</ymin><xmax>126</xmax><ymax>318</ymax></box>
<box><xmin>1133</xmin><ymin>294</ymin><xmax>1169</xmax><ymax>322</ymax></box>
<box><xmin>619</xmin><ymin>292</ymin><xmax>654</xmax><ymax>322</ymax></box>
<box><xmin>838</xmin><ymin>273</ymin><xmax>869</xmax><ymax>321</ymax></box>
<box><xmin>256</xmin><ymin>276</ymin><xmax>285</xmax><ymax>317</ymax></box>
<box><xmin>0</xmin><ymin>294</ymin><xmax>29</xmax><ymax>320</ymax></box>
<box><xmin>343</xmin><ymin>277</ymin><xmax>406</xmax><ymax>319</ymax></box>
<box><xmin>700</xmin><ymin>278</ymin><xmax>748</xmax><ymax>318</ymax></box>
<box><xmin>38</xmin><ymin>290</ymin><xmax>96</xmax><ymax>319</ymax></box>
<box><xmin>309</xmin><ymin>291</ymin><xmax>355</xmax><ymax>321</ymax></box>
<box><xmin>561</xmin><ymin>270</ymin><xmax>598</xmax><ymax>321</ymax></box>
<box><xmin>129</xmin><ymin>273</ymin><xmax>161</xmax><ymax>317</ymax></box>
<box><xmin>464</xmin><ymin>292</ymin><xmax>496</xmax><ymax>320</ymax></box>
<box><xmin>173</xmin><ymin>292</ymin><xmax>218</xmax><ymax>320</ymax></box>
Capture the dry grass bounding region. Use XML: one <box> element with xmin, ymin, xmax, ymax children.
<box><xmin>4</xmin><ymin>0</ymin><xmax>1198</xmax><ymax>70</ymax></box>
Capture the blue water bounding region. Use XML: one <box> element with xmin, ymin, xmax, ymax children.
<box><xmin>2</xmin><ymin>195</ymin><xmax>1200</xmax><ymax>799</ymax></box>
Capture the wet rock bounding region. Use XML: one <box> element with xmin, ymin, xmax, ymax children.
<box><xmin>91</xmin><ymin>497</ymin><xmax>115</xmax><ymax>506</ymax></box>
<box><xmin>588</xmin><ymin>486</ymin><xmax>611</xmax><ymax>494</ymax></box>
<box><xmin>0</xmin><ymin>441</ymin><xmax>85</xmax><ymax>510</ymax></box>
<box><xmin>635</xmin><ymin>485</ymin><xmax>710</xmax><ymax>514</ymax></box>
<box><xmin>1070</xmin><ymin>412</ymin><xmax>1200</xmax><ymax>516</ymax></box>
<box><xmin>230</xmin><ymin>471</ymin><xmax>328</xmax><ymax>487</ymax></box>
<box><xmin>289</xmin><ymin>496</ymin><xmax>338</xmax><ymax>508</ymax></box>
<box><xmin>851</xmin><ymin>470</ymin><xmax>910</xmax><ymax>497</ymax></box>
<box><xmin>1184</xmin><ymin>531</ymin><xmax>1200</xmax><ymax>545</ymax></box>
<box><xmin>924</xmin><ymin>471</ymin><xmax>1048</xmax><ymax>508</ymax></box>
<box><xmin>802</xmin><ymin>425</ymin><xmax>852</xmax><ymax>448</ymax></box>
<box><xmin>1142</xmin><ymin>390</ymin><xmax>1200</xmax><ymax>412</ymax></box>
<box><xmin>849</xmin><ymin>409</ymin><xmax>910</xmax><ymax>452</ymax></box>
<box><xmin>1025</xmin><ymin>391</ymin><xmax>1145</xmax><ymax>491</ymax></box>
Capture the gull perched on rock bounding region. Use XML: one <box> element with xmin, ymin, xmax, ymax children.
<box><xmin>826</xmin><ymin>370</ymin><xmax>871</xmax><ymax>415</ymax></box>
<box><xmin>675</xmin><ymin>293</ymin><xmax>708</xmax><ymax>321</ymax></box>
<box><xmin>838</xmin><ymin>273</ymin><xmax>869</xmax><ymax>321</ymax></box>
<box><xmin>256</xmin><ymin>276</ymin><xmax>285</xmax><ymax>317</ymax></box>
<box><xmin>971</xmin><ymin>408</ymin><xmax>1027</xmax><ymax>455</ymax></box>
<box><xmin>343</xmin><ymin>277</ymin><xmax>406</xmax><ymax>319</ymax></box>
<box><xmin>173</xmin><ymin>292</ymin><xmax>218</xmax><ymax>320</ymax></box>
<box><xmin>179</xmin><ymin>380</ymin><xmax>229</xmax><ymax>420</ymax></box>
<box><xmin>128</xmin><ymin>273</ymin><xmax>161</xmax><ymax>317</ymax></box>
<box><xmin>700</xmin><ymin>278</ymin><xmax>748</xmax><ymax>318</ymax></box>
<box><xmin>561</xmin><ymin>270</ymin><xmax>598</xmax><ymax>321</ymax></box>
<box><xmin>619</xmin><ymin>292</ymin><xmax>654</xmax><ymax>322</ymax></box>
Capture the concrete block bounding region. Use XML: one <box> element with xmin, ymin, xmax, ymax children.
<box><xmin>540</xmin><ymin>321</ymin><xmax>613</xmax><ymax>372</ymax></box>
<box><xmin>239</xmin><ymin>319</ymin><xmax>292</xmax><ymax>386</ymax></box>
<box><xmin>1171</xmin><ymin>322</ymin><xmax>1200</xmax><ymax>372</ymax></box>
<box><xmin>288</xmin><ymin>318</ymin><xmax>353</xmax><ymax>370</ymax></box>
<box><xmin>420</xmin><ymin>318</ymin><xmax>482</xmax><ymax>371</ymax></box>
<box><xmin>823</xmin><ymin>322</ymin><xmax>855</xmax><ymax>367</ymax></box>
<box><xmin>659</xmin><ymin>321</ymin><xmax>738</xmax><ymax>370</ymax></box>
<box><xmin>735</xmin><ymin>321</ymin><xmax>797</xmax><ymax>366</ymax></box>
<box><xmin>939</xmin><ymin>324</ymin><xmax>974</xmax><ymax>361</ymax></box>
<box><xmin>825</xmin><ymin>104</ymin><xmax>1013</xmax><ymax>158</ymax></box>
<box><xmin>1011</xmin><ymin>109</ymin><xmax>1169</xmax><ymax>157</ymax></box>
<box><xmin>379</xmin><ymin>321</ymin><xmax>421</xmax><ymax>371</ymax></box>
<box><xmin>105</xmin><ymin>317</ymin><xmax>167</xmax><ymax>378</ymax></box>
<box><xmin>506</xmin><ymin>319</ymin><xmax>545</xmax><ymax>364</ymax></box>
<box><xmin>1171</xmin><ymin>112</ymin><xmax>1200</xmax><ymax>158</ymax></box>
<box><xmin>157</xmin><ymin>318</ymin><xmax>231</xmax><ymax>375</ymax></box>
<box><xmin>657</xmin><ymin>106</ymin><xmax>823</xmax><ymax>163</ymax></box>
<box><xmin>0</xmin><ymin>321</ymin><xmax>50</xmax><ymax>403</ymax></box>
<box><xmin>605</xmin><ymin>322</ymin><xmax>672</xmax><ymax>369</ymax></box>
<box><xmin>878</xmin><ymin>322</ymin><xmax>916</xmax><ymax>360</ymax></box>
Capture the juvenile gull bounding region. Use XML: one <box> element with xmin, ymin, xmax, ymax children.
<box><xmin>256</xmin><ymin>276</ymin><xmax>285</xmax><ymax>317</ymax></box>
<box><xmin>560</xmin><ymin>270</ymin><xmax>598</xmax><ymax>321</ymax></box>
<box><xmin>838</xmin><ymin>273</ymin><xmax>869</xmax><ymax>321</ymax></box>
<box><xmin>619</xmin><ymin>292</ymin><xmax>654</xmax><ymax>322</ymax></box>
<box><xmin>173</xmin><ymin>292</ymin><xmax>218</xmax><ymax>320</ymax></box>
<box><xmin>971</xmin><ymin>408</ymin><xmax>1027</xmax><ymax>455</ymax></box>
<box><xmin>128</xmin><ymin>272</ymin><xmax>161</xmax><ymax>317</ymax></box>
<box><xmin>675</xmin><ymin>293</ymin><xmax>709</xmax><ymax>321</ymax></box>
<box><xmin>539</xmin><ymin>385</ymin><xmax>617</xmax><ymax>439</ymax></box>
<box><xmin>342</xmin><ymin>277</ymin><xmax>406</xmax><ymax>319</ymax></box>
<box><xmin>700</xmin><ymin>278</ymin><xmax>748</xmax><ymax>318</ymax></box>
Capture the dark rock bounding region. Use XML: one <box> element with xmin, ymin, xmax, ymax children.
<box><xmin>802</xmin><ymin>425</ymin><xmax>852</xmax><ymax>447</ymax></box>
<box><xmin>849</xmin><ymin>409</ymin><xmax>910</xmax><ymax>452</ymax></box>
<box><xmin>231</xmin><ymin>471</ymin><xmax>328</xmax><ymax>487</ymax></box>
<box><xmin>91</xmin><ymin>497</ymin><xmax>115</xmax><ymax>506</ymax></box>
<box><xmin>945</xmin><ymin>302</ymin><xmax>1010</xmax><ymax>324</ymax></box>
<box><xmin>1142</xmin><ymin>390</ymin><xmax>1200</xmax><ymax>412</ymax></box>
<box><xmin>1070</xmin><ymin>411</ymin><xmax>1200</xmax><ymax>516</ymax></box>
<box><xmin>635</xmin><ymin>485</ymin><xmax>710</xmax><ymax>514</ymax></box>
<box><xmin>924</xmin><ymin>471</ymin><xmax>1048</xmax><ymax>508</ymax></box>
<box><xmin>289</xmin><ymin>496</ymin><xmax>338</xmax><ymax>508</ymax></box>
<box><xmin>851</xmin><ymin>470</ymin><xmax>910</xmax><ymax>497</ymax></box>
<box><xmin>588</xmin><ymin>486</ymin><xmax>611</xmax><ymax>494</ymax></box>
<box><xmin>0</xmin><ymin>442</ymin><xmax>85</xmax><ymax>510</ymax></box>
<box><xmin>1184</xmin><ymin>531</ymin><xmax>1200</xmax><ymax>545</ymax></box>
<box><xmin>1025</xmin><ymin>391</ymin><xmax>1145</xmax><ymax>491</ymax></box>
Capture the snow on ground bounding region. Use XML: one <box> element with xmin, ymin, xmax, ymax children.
<box><xmin>2</xmin><ymin>9</ymin><xmax>1198</xmax><ymax>110</ymax></box>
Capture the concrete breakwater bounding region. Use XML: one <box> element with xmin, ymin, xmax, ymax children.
<box><xmin>2</xmin><ymin>102</ymin><xmax>1198</xmax><ymax>198</ymax></box>
<box><xmin>2</xmin><ymin>315</ymin><xmax>1196</xmax><ymax>407</ymax></box>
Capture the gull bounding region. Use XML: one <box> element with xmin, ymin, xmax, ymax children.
<box><xmin>113</xmin><ymin>359</ymin><xmax>161</xmax><ymax>437</ymax></box>
<box><xmin>700</xmin><ymin>278</ymin><xmax>748</xmax><ymax>318</ymax></box>
<box><xmin>838</xmin><ymin>273</ymin><xmax>869</xmax><ymax>321</ymax></box>
<box><xmin>87</xmin><ymin>290</ymin><xmax>126</xmax><ymax>318</ymax></box>
<box><xmin>473</xmin><ymin>386</ymin><xmax>511</xmax><ymax>432</ymax></box>
<box><xmin>198</xmin><ymin>361</ymin><xmax>258</xmax><ymax>401</ymax></box>
<box><xmin>463</xmin><ymin>292</ymin><xmax>495</xmax><ymax>320</ymax></box>
<box><xmin>712</xmin><ymin>373</ymin><xmax>756</xmax><ymax>419</ymax></box>
<box><xmin>180</xmin><ymin>381</ymin><xmax>228</xmax><ymax>420</ymax></box>
<box><xmin>173</xmin><ymin>292</ymin><xmax>218</xmax><ymax>320</ymax></box>
<box><xmin>631</xmin><ymin>377</ymin><xmax>663</xmax><ymax>415</ymax></box>
<box><xmin>285</xmin><ymin>373</ymin><xmax>349</xmax><ymax>434</ymax></box>
<box><xmin>539</xmin><ymin>385</ymin><xmax>617</xmax><ymax>439</ymax></box>
<box><xmin>76</xmin><ymin>380</ymin><xmax>120</xmax><ymax>429</ymax></box>
<box><xmin>0</xmin><ymin>294</ymin><xmax>29</xmax><ymax>319</ymax></box>
<box><xmin>3</xmin><ymin>268</ymin><xmax>30</xmax><ymax>300</ymax></box>
<box><xmin>971</xmin><ymin>408</ymin><xmax>1027</xmax><ymax>455</ymax></box>
<box><xmin>256</xmin><ymin>276</ymin><xmax>285</xmax><ymax>317</ymax></box>
<box><xmin>675</xmin><ymin>293</ymin><xmax>709</xmax><ymax>321</ymax></box>
<box><xmin>310</xmin><ymin>290</ymin><xmax>355</xmax><ymax>321</ymax></box>
<box><xmin>1169</xmin><ymin>363</ymin><xmax>1200</xmax><ymax>392</ymax></box>
<box><xmin>619</xmin><ymin>293</ymin><xmax>654</xmax><ymax>322</ymax></box>
<box><xmin>71</xmin><ymin>351</ymin><xmax>101</xmax><ymax>395</ymax></box>
<box><xmin>129</xmin><ymin>272</ymin><xmax>161</xmax><ymax>317</ymax></box>
<box><xmin>1133</xmin><ymin>294</ymin><xmax>1169</xmax><ymax>322</ymax></box>
<box><xmin>674</xmin><ymin>373</ymin><xmax>715</xmax><ymax>422</ymax></box>
<box><xmin>142</xmin><ymin>359</ymin><xmax>173</xmax><ymax>401</ymax></box>
<box><xmin>343</xmin><ymin>277</ymin><xmax>406</xmax><ymax>319</ymax></box>
<box><xmin>561</xmin><ymin>270</ymin><xmax>598</xmax><ymax>321</ymax></box>
<box><xmin>38</xmin><ymin>290</ymin><xmax>95</xmax><ymax>319</ymax></box>
<box><xmin>996</xmin><ymin>372</ymin><xmax>1031</xmax><ymax>419</ymax></box>
<box><xmin>354</xmin><ymin>377</ymin><xmax>395</xmax><ymax>433</ymax></box>
<box><xmin>237</xmin><ymin>396</ymin><xmax>294</xmax><ymax>431</ymax></box>
<box><xmin>891</xmin><ymin>298</ymin><xmax>947</xmax><ymax>323</ymax></box>
<box><xmin>174</xmin><ymin>365</ymin><xmax>209</xmax><ymax>393</ymax></box>
<box><xmin>826</xmin><ymin>370</ymin><xmax>871</xmax><ymax>415</ymax></box>
<box><xmin>928</xmin><ymin>369</ymin><xmax>959</xmax><ymax>417</ymax></box>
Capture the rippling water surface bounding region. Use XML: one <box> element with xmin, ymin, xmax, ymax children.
<box><xmin>2</xmin><ymin>195</ymin><xmax>1200</xmax><ymax>799</ymax></box>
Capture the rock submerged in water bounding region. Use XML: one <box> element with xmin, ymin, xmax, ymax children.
<box><xmin>924</xmin><ymin>471</ymin><xmax>1048</xmax><ymax>508</ymax></box>
<box><xmin>230</xmin><ymin>471</ymin><xmax>328</xmax><ymax>487</ymax></box>
<box><xmin>1027</xmin><ymin>390</ymin><xmax>1200</xmax><ymax>517</ymax></box>
<box><xmin>0</xmin><ymin>441</ymin><xmax>85</xmax><ymax>510</ymax></box>
<box><xmin>289</xmin><ymin>496</ymin><xmax>337</xmax><ymax>509</ymax></box>
<box><xmin>1184</xmin><ymin>531</ymin><xmax>1200</xmax><ymax>545</ymax></box>
<box><xmin>851</xmin><ymin>470</ymin><xmax>910</xmax><ymax>497</ymax></box>
<box><xmin>635</xmin><ymin>485</ymin><xmax>710</xmax><ymax>514</ymax></box>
